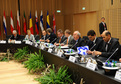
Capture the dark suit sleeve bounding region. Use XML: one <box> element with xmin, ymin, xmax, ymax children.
<box><xmin>105</xmin><ymin>23</ymin><xmax>107</xmax><ymax>30</ymax></box>
<box><xmin>101</xmin><ymin>41</ymin><xmax>120</xmax><ymax>59</ymax></box>
<box><xmin>99</xmin><ymin>23</ymin><xmax>103</xmax><ymax>35</ymax></box>
<box><xmin>10</xmin><ymin>35</ymin><xmax>14</xmax><ymax>40</ymax></box>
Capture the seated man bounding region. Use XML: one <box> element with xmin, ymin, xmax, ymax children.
<box><xmin>54</xmin><ymin>29</ymin><xmax>67</xmax><ymax>46</ymax></box>
<box><xmin>46</xmin><ymin>28</ymin><xmax>57</xmax><ymax>44</ymax></box>
<box><xmin>9</xmin><ymin>30</ymin><xmax>20</xmax><ymax>41</ymax></box>
<box><xmin>64</xmin><ymin>29</ymin><xmax>73</xmax><ymax>46</ymax></box>
<box><xmin>92</xmin><ymin>31</ymin><xmax>120</xmax><ymax>60</ymax></box>
<box><xmin>87</xmin><ymin>30</ymin><xmax>103</xmax><ymax>54</ymax></box>
<box><xmin>70</xmin><ymin>31</ymin><xmax>86</xmax><ymax>50</ymax></box>
<box><xmin>24</xmin><ymin>30</ymin><xmax>35</xmax><ymax>41</ymax></box>
<box><xmin>40</xmin><ymin>30</ymin><xmax>49</xmax><ymax>42</ymax></box>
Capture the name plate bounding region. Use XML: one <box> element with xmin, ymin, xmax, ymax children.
<box><xmin>25</xmin><ymin>41</ymin><xmax>32</xmax><ymax>45</ymax></box>
<box><xmin>35</xmin><ymin>43</ymin><xmax>38</xmax><ymax>47</ymax></box>
<box><xmin>0</xmin><ymin>40</ymin><xmax>6</xmax><ymax>44</ymax></box>
<box><xmin>57</xmin><ymin>50</ymin><xmax>63</xmax><ymax>57</ymax></box>
<box><xmin>15</xmin><ymin>41</ymin><xmax>21</xmax><ymax>44</ymax></box>
<box><xmin>55</xmin><ymin>48</ymin><xmax>58</xmax><ymax>53</ymax></box>
<box><xmin>41</xmin><ymin>45</ymin><xmax>45</xmax><ymax>50</ymax></box>
<box><xmin>69</xmin><ymin>56</ymin><xmax>76</xmax><ymax>63</ymax></box>
<box><xmin>48</xmin><ymin>48</ymin><xmax>53</xmax><ymax>53</ymax></box>
<box><xmin>115</xmin><ymin>70</ymin><xmax>121</xmax><ymax>81</ymax></box>
<box><xmin>86</xmin><ymin>62</ymin><xmax>97</xmax><ymax>71</ymax></box>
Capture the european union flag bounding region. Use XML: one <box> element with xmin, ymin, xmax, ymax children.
<box><xmin>77</xmin><ymin>46</ymin><xmax>89</xmax><ymax>55</ymax></box>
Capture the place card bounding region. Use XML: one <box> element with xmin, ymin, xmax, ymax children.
<box><xmin>48</xmin><ymin>48</ymin><xmax>53</xmax><ymax>53</ymax></box>
<box><xmin>57</xmin><ymin>50</ymin><xmax>63</xmax><ymax>57</ymax></box>
<box><xmin>0</xmin><ymin>40</ymin><xmax>6</xmax><ymax>44</ymax></box>
<box><xmin>69</xmin><ymin>56</ymin><xmax>76</xmax><ymax>63</ymax></box>
<box><xmin>115</xmin><ymin>70</ymin><xmax>121</xmax><ymax>81</ymax></box>
<box><xmin>15</xmin><ymin>41</ymin><xmax>21</xmax><ymax>44</ymax></box>
<box><xmin>86</xmin><ymin>61</ymin><xmax>97</xmax><ymax>71</ymax></box>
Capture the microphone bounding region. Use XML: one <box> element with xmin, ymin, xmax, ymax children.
<box><xmin>8</xmin><ymin>35</ymin><xmax>13</xmax><ymax>40</ymax></box>
<box><xmin>51</xmin><ymin>38</ymin><xmax>57</xmax><ymax>44</ymax></box>
<box><xmin>90</xmin><ymin>44</ymin><xmax>96</xmax><ymax>51</ymax></box>
<box><xmin>70</xmin><ymin>41</ymin><xmax>78</xmax><ymax>49</ymax></box>
<box><xmin>61</xmin><ymin>39</ymin><xmax>67</xmax><ymax>44</ymax></box>
<box><xmin>105</xmin><ymin>47</ymin><xmax>119</xmax><ymax>62</ymax></box>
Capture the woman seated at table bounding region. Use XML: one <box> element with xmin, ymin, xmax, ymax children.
<box><xmin>24</xmin><ymin>30</ymin><xmax>35</xmax><ymax>41</ymax></box>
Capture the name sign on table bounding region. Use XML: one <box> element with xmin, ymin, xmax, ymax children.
<box><xmin>86</xmin><ymin>61</ymin><xmax>97</xmax><ymax>71</ymax></box>
<box><xmin>69</xmin><ymin>56</ymin><xmax>76</xmax><ymax>63</ymax></box>
<box><xmin>0</xmin><ymin>40</ymin><xmax>6</xmax><ymax>44</ymax></box>
<box><xmin>25</xmin><ymin>41</ymin><xmax>32</xmax><ymax>45</ymax></box>
<box><xmin>57</xmin><ymin>50</ymin><xmax>63</xmax><ymax>57</ymax></box>
<box><xmin>15</xmin><ymin>41</ymin><xmax>21</xmax><ymax>44</ymax></box>
<box><xmin>41</xmin><ymin>44</ymin><xmax>45</xmax><ymax>50</ymax></box>
<box><xmin>115</xmin><ymin>70</ymin><xmax>121</xmax><ymax>81</ymax></box>
<box><xmin>48</xmin><ymin>48</ymin><xmax>53</xmax><ymax>53</ymax></box>
<box><xmin>77</xmin><ymin>46</ymin><xmax>89</xmax><ymax>55</ymax></box>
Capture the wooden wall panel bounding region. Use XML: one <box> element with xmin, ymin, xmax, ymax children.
<box><xmin>73</xmin><ymin>12</ymin><xmax>98</xmax><ymax>37</ymax></box>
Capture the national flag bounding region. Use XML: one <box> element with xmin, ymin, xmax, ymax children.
<box><xmin>40</xmin><ymin>10</ymin><xmax>44</xmax><ymax>31</ymax></box>
<box><xmin>10</xmin><ymin>10</ymin><xmax>14</xmax><ymax>33</ymax></box>
<box><xmin>23</xmin><ymin>12</ymin><xmax>27</xmax><ymax>34</ymax></box>
<box><xmin>29</xmin><ymin>11</ymin><xmax>34</xmax><ymax>34</ymax></box>
<box><xmin>53</xmin><ymin>11</ymin><xmax>56</xmax><ymax>34</ymax></box>
<box><xmin>3</xmin><ymin>10</ymin><xmax>7</xmax><ymax>35</ymax></box>
<box><xmin>35</xmin><ymin>10</ymin><xmax>39</xmax><ymax>34</ymax></box>
<box><xmin>46</xmin><ymin>11</ymin><xmax>50</xmax><ymax>28</ymax></box>
<box><xmin>17</xmin><ymin>10</ymin><xmax>21</xmax><ymax>35</ymax></box>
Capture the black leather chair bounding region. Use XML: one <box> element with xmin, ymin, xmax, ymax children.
<box><xmin>34</xmin><ymin>35</ymin><xmax>40</xmax><ymax>41</ymax></box>
<box><xmin>82</xmin><ymin>36</ymin><xmax>89</xmax><ymax>45</ymax></box>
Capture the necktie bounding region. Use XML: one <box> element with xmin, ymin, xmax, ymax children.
<box><xmin>59</xmin><ymin>38</ymin><xmax>61</xmax><ymax>43</ymax></box>
<box><xmin>67</xmin><ymin>38</ymin><xmax>68</xmax><ymax>44</ymax></box>
<box><xmin>105</xmin><ymin>43</ymin><xmax>109</xmax><ymax>51</ymax></box>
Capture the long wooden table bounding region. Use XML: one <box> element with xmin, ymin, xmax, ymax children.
<box><xmin>0</xmin><ymin>43</ymin><xmax>121</xmax><ymax>84</ymax></box>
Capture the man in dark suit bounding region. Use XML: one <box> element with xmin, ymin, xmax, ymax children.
<box><xmin>54</xmin><ymin>29</ymin><xmax>67</xmax><ymax>46</ymax></box>
<box><xmin>86</xmin><ymin>30</ymin><xmax>103</xmax><ymax>54</ymax></box>
<box><xmin>46</xmin><ymin>28</ymin><xmax>57</xmax><ymax>44</ymax></box>
<box><xmin>64</xmin><ymin>29</ymin><xmax>74</xmax><ymax>45</ymax></box>
<box><xmin>92</xmin><ymin>31</ymin><xmax>120</xmax><ymax>60</ymax></box>
<box><xmin>99</xmin><ymin>17</ymin><xmax>107</xmax><ymax>35</ymax></box>
<box><xmin>9</xmin><ymin>30</ymin><xmax>20</xmax><ymax>40</ymax></box>
<box><xmin>40</xmin><ymin>30</ymin><xmax>49</xmax><ymax>42</ymax></box>
<box><xmin>70</xmin><ymin>31</ymin><xmax>86</xmax><ymax>50</ymax></box>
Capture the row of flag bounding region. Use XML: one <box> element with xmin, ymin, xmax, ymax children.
<box><xmin>3</xmin><ymin>10</ymin><xmax>56</xmax><ymax>35</ymax></box>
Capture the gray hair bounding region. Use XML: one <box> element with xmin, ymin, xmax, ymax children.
<box><xmin>74</xmin><ymin>31</ymin><xmax>81</xmax><ymax>37</ymax></box>
<box><xmin>13</xmin><ymin>30</ymin><xmax>17</xmax><ymax>34</ymax></box>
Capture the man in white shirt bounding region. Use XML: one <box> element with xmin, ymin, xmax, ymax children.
<box><xmin>64</xmin><ymin>29</ymin><xmax>73</xmax><ymax>46</ymax></box>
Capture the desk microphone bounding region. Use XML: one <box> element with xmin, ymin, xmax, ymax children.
<box><xmin>105</xmin><ymin>47</ymin><xmax>119</xmax><ymax>62</ymax></box>
<box><xmin>61</xmin><ymin>39</ymin><xmax>67</xmax><ymax>44</ymax></box>
<box><xmin>8</xmin><ymin>35</ymin><xmax>12</xmax><ymax>40</ymax></box>
<box><xmin>51</xmin><ymin>38</ymin><xmax>57</xmax><ymax>44</ymax></box>
<box><xmin>70</xmin><ymin>41</ymin><xmax>78</xmax><ymax>49</ymax></box>
<box><xmin>90</xmin><ymin>44</ymin><xmax>96</xmax><ymax>51</ymax></box>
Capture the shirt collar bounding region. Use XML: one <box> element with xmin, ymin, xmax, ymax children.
<box><xmin>68</xmin><ymin>35</ymin><xmax>71</xmax><ymax>39</ymax></box>
<box><xmin>93</xmin><ymin>37</ymin><xmax>97</xmax><ymax>43</ymax></box>
<box><xmin>107</xmin><ymin>38</ymin><xmax>111</xmax><ymax>44</ymax></box>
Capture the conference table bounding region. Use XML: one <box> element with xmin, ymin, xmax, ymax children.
<box><xmin>0</xmin><ymin>42</ymin><xmax>121</xmax><ymax>84</ymax></box>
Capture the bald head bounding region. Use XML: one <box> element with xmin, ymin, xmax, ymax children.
<box><xmin>102</xmin><ymin>31</ymin><xmax>111</xmax><ymax>42</ymax></box>
<box><xmin>73</xmin><ymin>31</ymin><xmax>81</xmax><ymax>40</ymax></box>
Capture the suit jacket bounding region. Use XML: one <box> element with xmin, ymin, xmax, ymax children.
<box><xmin>100</xmin><ymin>38</ymin><xmax>120</xmax><ymax>60</ymax></box>
<box><xmin>55</xmin><ymin>35</ymin><xmax>67</xmax><ymax>44</ymax></box>
<box><xmin>68</xmin><ymin>35</ymin><xmax>74</xmax><ymax>45</ymax></box>
<box><xmin>48</xmin><ymin>33</ymin><xmax>57</xmax><ymax>43</ymax></box>
<box><xmin>99</xmin><ymin>22</ymin><xmax>107</xmax><ymax>34</ymax></box>
<box><xmin>87</xmin><ymin>37</ymin><xmax>103</xmax><ymax>51</ymax></box>
<box><xmin>70</xmin><ymin>37</ymin><xmax>86</xmax><ymax>50</ymax></box>
<box><xmin>41</xmin><ymin>34</ymin><xmax>49</xmax><ymax>40</ymax></box>
<box><xmin>10</xmin><ymin>34</ymin><xmax>20</xmax><ymax>40</ymax></box>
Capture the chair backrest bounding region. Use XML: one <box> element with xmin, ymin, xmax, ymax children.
<box><xmin>19</xmin><ymin>35</ymin><xmax>25</xmax><ymax>41</ymax></box>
